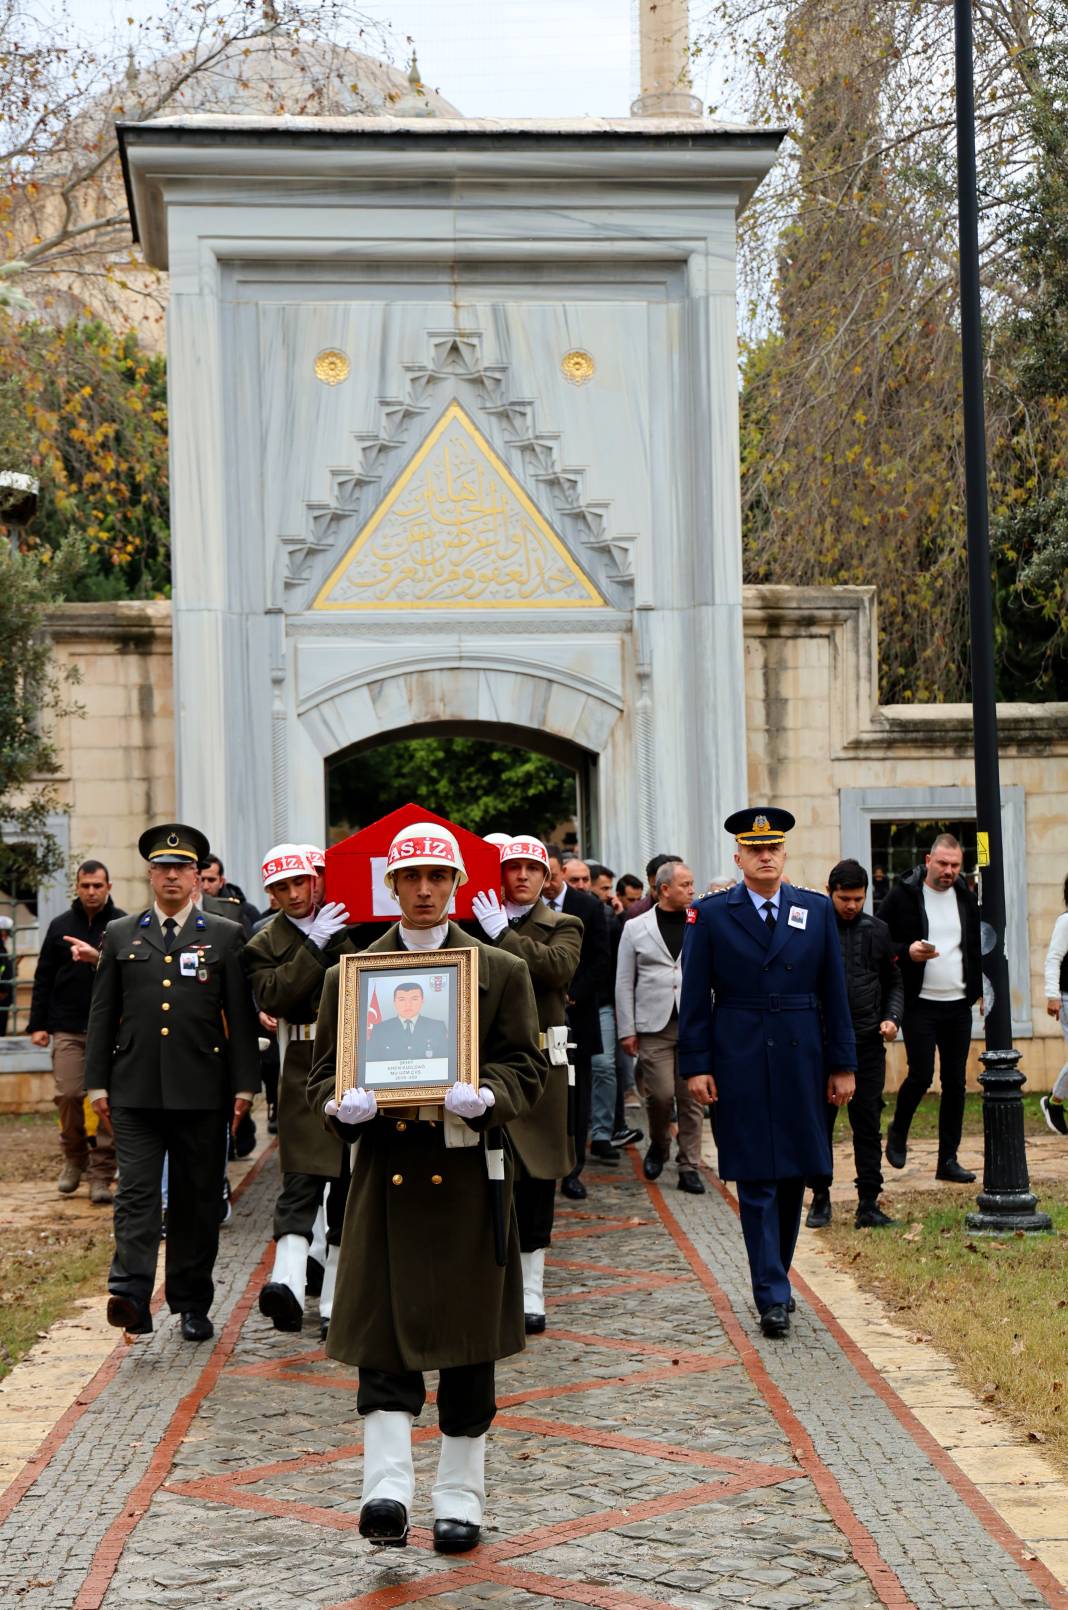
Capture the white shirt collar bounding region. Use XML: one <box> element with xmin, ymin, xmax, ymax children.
<box><xmin>746</xmin><ymin>884</ymin><xmax>781</xmax><ymax>915</ymax></box>
<box><xmin>399</xmin><ymin>921</ymin><xmax>450</xmax><ymax>951</ymax></box>
<box><xmin>505</xmin><ymin>898</ymin><xmax>537</xmax><ymax>921</ymax></box>
<box><xmin>154</xmin><ymin>900</ymin><xmax>194</xmax><ymax>931</ymax></box>
<box><xmin>288</xmin><ymin>910</ymin><xmax>317</xmax><ymax>935</ymax></box>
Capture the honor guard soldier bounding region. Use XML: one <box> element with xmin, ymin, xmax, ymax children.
<box><xmin>85</xmin><ymin>824</ymin><xmax>260</xmax><ymax>1342</ymax></box>
<box><xmin>678</xmin><ymin>809</ymin><xmax>856</xmax><ymax>1338</ymax></box>
<box><xmin>471</xmin><ymin>836</ymin><xmax>582</xmax><ymax>1333</ymax></box>
<box><xmin>243</xmin><ymin>844</ymin><xmax>354</xmax><ymax>1338</ymax></box>
<box><xmin>308</xmin><ymin>821</ymin><xmax>545</xmax><ymax>1554</ymax></box>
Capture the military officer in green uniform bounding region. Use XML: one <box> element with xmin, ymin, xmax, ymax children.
<box><xmin>470</xmin><ymin>835</ymin><xmax>582</xmax><ymax>1333</ymax></box>
<box><xmin>308</xmin><ymin>820</ymin><xmax>545</xmax><ymax>1554</ymax></box>
<box><xmin>85</xmin><ymin>824</ymin><xmax>260</xmax><ymax>1342</ymax></box>
<box><xmin>243</xmin><ymin>843</ymin><xmax>354</xmax><ymax>1338</ymax></box>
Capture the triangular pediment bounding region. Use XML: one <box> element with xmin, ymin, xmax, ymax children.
<box><xmin>312</xmin><ymin>402</ymin><xmax>606</xmax><ymax>611</ymax></box>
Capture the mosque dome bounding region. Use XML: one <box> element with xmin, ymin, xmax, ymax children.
<box><xmin>116</xmin><ymin>31</ymin><xmax>460</xmax><ymax>121</ymax></box>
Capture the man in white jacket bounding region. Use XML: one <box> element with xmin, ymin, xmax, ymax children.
<box><xmin>615</xmin><ymin>861</ymin><xmax>706</xmax><ymax>1193</ymax></box>
<box><xmin>1040</xmin><ymin>873</ymin><xmax>1068</xmax><ymax>1137</ymax></box>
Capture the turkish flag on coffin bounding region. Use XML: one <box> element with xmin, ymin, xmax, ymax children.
<box><xmin>323</xmin><ymin>803</ymin><xmax>504</xmax><ymax>924</ymax></box>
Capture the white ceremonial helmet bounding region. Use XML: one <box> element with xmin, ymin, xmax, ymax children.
<box><xmin>499</xmin><ymin>836</ymin><xmax>549</xmax><ymax>870</ymax></box>
<box><xmin>299</xmin><ymin>844</ymin><xmax>327</xmax><ymax>871</ymax></box>
<box><xmin>384</xmin><ymin>821</ymin><xmax>468</xmax><ymax>893</ymax></box>
<box><xmin>260</xmin><ymin>843</ymin><xmax>316</xmax><ymax>889</ymax></box>
<box><xmin>483</xmin><ymin>832</ymin><xmax>512</xmax><ymax>848</ymax></box>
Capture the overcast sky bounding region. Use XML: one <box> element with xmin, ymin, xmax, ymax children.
<box><xmin>58</xmin><ymin>0</ymin><xmax>733</xmax><ymax>119</ymax></box>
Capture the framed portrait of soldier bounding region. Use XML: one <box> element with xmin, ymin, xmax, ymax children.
<box><xmin>335</xmin><ymin>950</ymin><xmax>479</xmax><ymax>1108</ymax></box>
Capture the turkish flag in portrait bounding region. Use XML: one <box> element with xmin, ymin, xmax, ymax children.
<box><xmin>366</xmin><ymin>985</ymin><xmax>382</xmax><ymax>1037</ymax></box>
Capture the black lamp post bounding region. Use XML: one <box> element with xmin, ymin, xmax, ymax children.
<box><xmin>952</xmin><ymin>0</ymin><xmax>1050</xmax><ymax>1233</ymax></box>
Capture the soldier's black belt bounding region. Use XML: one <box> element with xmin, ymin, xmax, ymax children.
<box><xmin>715</xmin><ymin>993</ymin><xmax>819</xmax><ymax>1013</ymax></box>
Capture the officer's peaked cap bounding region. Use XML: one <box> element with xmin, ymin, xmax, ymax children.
<box><xmin>138</xmin><ymin>823</ymin><xmax>211</xmax><ymax>865</ymax></box>
<box><xmin>724</xmin><ymin>807</ymin><xmax>796</xmax><ymax>845</ymax></box>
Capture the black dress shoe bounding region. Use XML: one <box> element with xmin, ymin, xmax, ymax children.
<box><xmin>106</xmin><ymin>1294</ymin><xmax>152</xmax><ymax>1334</ymax></box>
<box><xmin>266</xmin><ymin>1101</ymin><xmax>278</xmax><ymax>1135</ymax></box>
<box><xmin>677</xmin><ymin>1169</ymin><xmax>706</xmax><ymax>1194</ymax></box>
<box><xmin>885</xmin><ymin>1129</ymin><xmax>908</xmax><ymax>1169</ymax></box>
<box><xmin>611</xmin><ymin>1126</ymin><xmax>643</xmax><ymax>1147</ymax></box>
<box><xmin>433</xmin><ymin>1517</ymin><xmax>481</xmax><ymax>1554</ymax></box>
<box><xmin>259</xmin><ymin>1282</ymin><xmax>304</xmax><ymax>1331</ymax></box>
<box><xmin>855</xmin><ymin>1200</ymin><xmax>897</xmax><ymax>1228</ymax></box>
<box><xmin>319</xmin><ymin>1318</ymin><xmax>329</xmax><ymax>1343</ymax></box>
<box><xmin>642</xmin><ymin>1147</ymin><xmax>665</xmax><ymax>1181</ymax></box>
<box><xmin>524</xmin><ymin>1311</ymin><xmax>546</xmax><ymax>1334</ymax></box>
<box><xmin>805</xmin><ymin>1191</ymin><xmax>832</xmax><ymax>1228</ymax></box>
<box><xmin>936</xmin><ymin>1157</ymin><xmax>976</xmax><ymax>1183</ymax></box>
<box><xmin>359</xmin><ymin>1499</ymin><xmax>408</xmax><ymax>1547</ymax></box>
<box><xmin>760</xmin><ymin>1303</ymin><xmax>790</xmax><ymax>1338</ymax></box>
<box><xmin>590</xmin><ymin>1139</ymin><xmax>621</xmax><ymax>1163</ymax></box>
<box><xmin>560</xmin><ymin>1175</ymin><xmax>587</xmax><ymax>1200</ymax></box>
<box><xmin>1041</xmin><ymin>1096</ymin><xmax>1068</xmax><ymax>1137</ymax></box>
<box><xmin>180</xmin><ymin>1312</ymin><xmax>214</xmax><ymax>1342</ymax></box>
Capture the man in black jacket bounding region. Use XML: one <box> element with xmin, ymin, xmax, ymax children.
<box><xmin>804</xmin><ymin>860</ymin><xmax>904</xmax><ymax>1230</ymax></box>
<box><xmin>543</xmin><ymin>846</ymin><xmax>609</xmax><ymax>1200</ymax></box>
<box><xmin>28</xmin><ymin>861</ymin><xmax>125</xmax><ymax>1203</ymax></box>
<box><xmin>879</xmin><ymin>834</ymin><xmax>982</xmax><ymax>1184</ymax></box>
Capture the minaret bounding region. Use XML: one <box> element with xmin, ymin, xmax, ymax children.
<box><xmin>630</xmin><ymin>0</ymin><xmax>701</xmax><ymax>117</ymax></box>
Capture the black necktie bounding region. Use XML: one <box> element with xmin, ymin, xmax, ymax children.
<box><xmin>761</xmin><ymin>901</ymin><xmax>776</xmax><ymax>932</ymax></box>
<box><xmin>162</xmin><ymin>916</ymin><xmax>177</xmax><ymax>949</ymax></box>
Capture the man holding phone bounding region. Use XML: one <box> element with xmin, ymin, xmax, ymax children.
<box><xmin>879</xmin><ymin>834</ymin><xmax>982</xmax><ymax>1183</ymax></box>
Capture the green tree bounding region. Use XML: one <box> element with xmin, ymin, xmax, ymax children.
<box><xmin>329</xmin><ymin>739</ymin><xmax>577</xmax><ymax>842</ymax></box>
<box><xmin>0</xmin><ymin>313</ymin><xmax>170</xmax><ymax>596</ymax></box>
<box><xmin>0</xmin><ymin>539</ymin><xmax>82</xmax><ymax>889</ymax></box>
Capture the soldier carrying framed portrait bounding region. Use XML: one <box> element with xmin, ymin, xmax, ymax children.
<box><xmin>335</xmin><ymin>948</ymin><xmax>479</xmax><ymax>1108</ymax></box>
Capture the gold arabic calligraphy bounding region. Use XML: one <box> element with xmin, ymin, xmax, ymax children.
<box><xmin>314</xmin><ymin>403</ymin><xmax>604</xmax><ymax>610</ymax></box>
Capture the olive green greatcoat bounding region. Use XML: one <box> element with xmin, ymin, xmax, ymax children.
<box><xmin>243</xmin><ymin>913</ymin><xmax>356</xmax><ymax>1177</ymax></box>
<box><xmin>490</xmin><ymin>898</ymin><xmax>582</xmax><ymax>1179</ymax></box>
<box><xmin>307</xmin><ymin>922</ymin><xmax>546</xmax><ymax>1373</ymax></box>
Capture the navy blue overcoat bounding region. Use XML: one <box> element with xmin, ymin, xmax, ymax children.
<box><xmin>678</xmin><ymin>883</ymin><xmax>856</xmax><ymax>1180</ymax></box>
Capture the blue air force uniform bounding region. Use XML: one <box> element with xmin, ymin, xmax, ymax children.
<box><xmin>678</xmin><ymin>811</ymin><xmax>856</xmax><ymax>1321</ymax></box>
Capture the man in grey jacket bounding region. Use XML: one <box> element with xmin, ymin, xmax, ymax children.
<box><xmin>615</xmin><ymin>861</ymin><xmax>706</xmax><ymax>1193</ymax></box>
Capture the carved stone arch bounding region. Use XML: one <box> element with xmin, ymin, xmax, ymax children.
<box><xmin>297</xmin><ymin>664</ymin><xmax>623</xmax><ymax>765</ymax></box>
<box><xmin>277</xmin><ymin>329</ymin><xmax>637</xmax><ymax>612</ymax></box>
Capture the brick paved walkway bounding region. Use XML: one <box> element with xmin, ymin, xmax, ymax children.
<box><xmin>1</xmin><ymin>1145</ymin><xmax>1066</xmax><ymax>1610</ymax></box>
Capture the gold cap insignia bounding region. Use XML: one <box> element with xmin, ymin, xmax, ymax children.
<box><xmin>753</xmin><ymin>814</ymin><xmax>770</xmax><ymax>833</ymax></box>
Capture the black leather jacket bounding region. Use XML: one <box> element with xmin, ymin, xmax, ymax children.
<box><xmin>836</xmin><ymin>910</ymin><xmax>904</xmax><ymax>1037</ymax></box>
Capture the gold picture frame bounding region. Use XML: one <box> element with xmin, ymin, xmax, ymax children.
<box><xmin>334</xmin><ymin>949</ymin><xmax>479</xmax><ymax>1109</ymax></box>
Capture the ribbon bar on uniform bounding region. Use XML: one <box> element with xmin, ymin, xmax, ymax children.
<box><xmin>714</xmin><ymin>993</ymin><xmax>819</xmax><ymax>1013</ymax></box>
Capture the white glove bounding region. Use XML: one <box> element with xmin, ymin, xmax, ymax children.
<box><xmin>443</xmin><ymin>1083</ymin><xmax>496</xmax><ymax>1119</ymax></box>
<box><xmin>471</xmin><ymin>889</ymin><xmax>508</xmax><ymax>941</ymax></box>
<box><xmin>307</xmin><ymin>900</ymin><xmax>351</xmax><ymax>948</ymax></box>
<box><xmin>324</xmin><ymin>1087</ymin><xmax>378</xmax><ymax>1124</ymax></box>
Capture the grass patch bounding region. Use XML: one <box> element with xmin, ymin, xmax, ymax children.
<box><xmin>823</xmin><ymin>1185</ymin><xmax>1068</xmax><ymax>1474</ymax></box>
<box><xmin>879</xmin><ymin>1091</ymin><xmax>1049</xmax><ymax>1141</ymax></box>
<box><xmin>0</xmin><ymin>1112</ymin><xmax>113</xmax><ymax>1380</ymax></box>
<box><xmin>0</xmin><ymin>1228</ymin><xmax>112</xmax><ymax>1380</ymax></box>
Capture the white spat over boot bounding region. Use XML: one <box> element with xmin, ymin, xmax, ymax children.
<box><xmin>521</xmin><ymin>1247</ymin><xmax>546</xmax><ymax>1333</ymax></box>
<box><xmin>258</xmin><ymin>1233</ymin><xmax>307</xmax><ymax>1332</ymax></box>
<box><xmin>318</xmin><ymin>1244</ymin><xmax>338</xmax><ymax>1341</ymax></box>
<box><xmin>359</xmin><ymin>1410</ymin><xmax>414</xmax><ymax>1546</ymax></box>
<box><xmin>431</xmin><ymin>1433</ymin><xmax>485</xmax><ymax>1553</ymax></box>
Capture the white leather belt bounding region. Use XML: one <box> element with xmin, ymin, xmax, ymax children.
<box><xmin>289</xmin><ymin>1022</ymin><xmax>316</xmax><ymax>1042</ymax></box>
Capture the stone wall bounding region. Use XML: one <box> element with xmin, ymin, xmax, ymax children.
<box><xmin>47</xmin><ymin>602</ymin><xmax>176</xmax><ymax>911</ymax></box>
<box><xmin>3</xmin><ymin>590</ymin><xmax>1066</xmax><ymax>1108</ymax></box>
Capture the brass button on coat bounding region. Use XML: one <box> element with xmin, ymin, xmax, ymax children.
<box><xmin>163</xmin><ymin>955</ymin><xmax>173</xmax><ymax>964</ymax></box>
<box><xmin>162</xmin><ymin>978</ymin><xmax>172</xmax><ymax>988</ymax></box>
<box><xmin>391</xmin><ymin>1173</ymin><xmax>403</xmax><ymax>1186</ymax></box>
<box><xmin>395</xmin><ymin>1120</ymin><xmax>407</xmax><ymax>1131</ymax></box>
<box><xmin>160</xmin><ymin>1027</ymin><xmax>169</xmax><ymax>1037</ymax></box>
<box><xmin>431</xmin><ymin>1174</ymin><xmax>443</xmax><ymax>1185</ymax></box>
<box><xmin>161</xmin><ymin>1002</ymin><xmax>170</xmax><ymax>1012</ymax></box>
